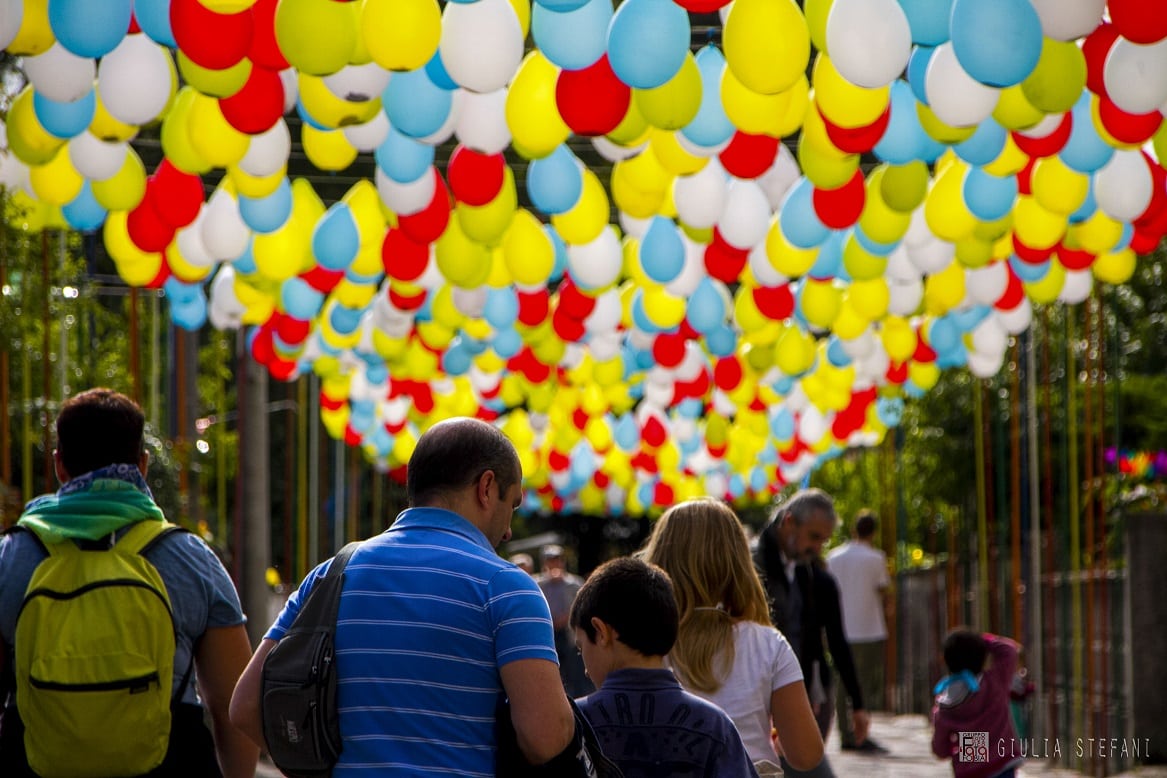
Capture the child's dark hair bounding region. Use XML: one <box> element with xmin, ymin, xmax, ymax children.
<box><xmin>943</xmin><ymin>628</ymin><xmax>988</xmax><ymax>674</ymax></box>
<box><xmin>569</xmin><ymin>557</ymin><xmax>679</xmax><ymax>657</ymax></box>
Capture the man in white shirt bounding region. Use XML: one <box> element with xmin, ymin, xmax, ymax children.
<box><xmin>826</xmin><ymin>510</ymin><xmax>891</xmax><ymax>754</ymax></box>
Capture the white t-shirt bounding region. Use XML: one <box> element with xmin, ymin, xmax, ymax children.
<box><xmin>826</xmin><ymin>541</ymin><xmax>890</xmax><ymax>642</ymax></box>
<box><xmin>680</xmin><ymin>621</ymin><xmax>804</xmax><ymax>764</ymax></box>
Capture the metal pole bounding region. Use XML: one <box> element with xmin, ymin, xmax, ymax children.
<box><xmin>1027</xmin><ymin>318</ymin><xmax>1044</xmax><ymax>741</ymax></box>
<box><xmin>308</xmin><ymin>373</ymin><xmax>320</xmax><ymax>567</ymax></box>
<box><xmin>241</xmin><ymin>356</ymin><xmax>272</xmax><ymax>648</ymax></box>
<box><xmin>974</xmin><ymin>380</ymin><xmax>989</xmax><ymax>630</ymax></box>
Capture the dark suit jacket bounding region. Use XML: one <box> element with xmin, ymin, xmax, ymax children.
<box><xmin>753</xmin><ymin>523</ymin><xmax>865</xmax><ymax>713</ymax></box>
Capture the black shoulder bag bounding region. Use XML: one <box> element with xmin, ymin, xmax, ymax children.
<box><xmin>261</xmin><ymin>542</ymin><xmax>361</xmax><ymax>778</ymax></box>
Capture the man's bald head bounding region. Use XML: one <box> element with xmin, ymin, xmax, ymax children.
<box><xmin>406</xmin><ymin>417</ymin><xmax>521</xmax><ymax>507</ymax></box>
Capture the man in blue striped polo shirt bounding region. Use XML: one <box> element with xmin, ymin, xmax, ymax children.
<box><xmin>232</xmin><ymin>417</ymin><xmax>575</xmax><ymax>776</ymax></box>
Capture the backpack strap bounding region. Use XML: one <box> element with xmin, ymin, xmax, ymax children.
<box><xmin>1</xmin><ymin>525</ymin><xmax>47</xmax><ymax>557</ymax></box>
<box><xmin>115</xmin><ymin>520</ymin><xmax>184</xmax><ymax>556</ymax></box>
<box><xmin>296</xmin><ymin>541</ymin><xmax>362</xmax><ymax>628</ymax></box>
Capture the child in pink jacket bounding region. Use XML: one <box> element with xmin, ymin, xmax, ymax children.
<box><xmin>932</xmin><ymin>630</ymin><xmax>1024</xmax><ymax>778</ymax></box>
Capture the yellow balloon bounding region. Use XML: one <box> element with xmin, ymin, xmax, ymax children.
<box><xmin>925</xmin><ymin>162</ymin><xmax>977</xmax><ymax>242</ymax></box>
<box><xmin>733</xmin><ymin>284</ymin><xmax>768</xmax><ymax>331</ymax></box>
<box><xmin>720</xmin><ymin>66</ymin><xmax>793</xmax><ymax>137</ymax></box>
<box><xmin>923</xmin><ymin>259</ymin><xmax>966</xmax><ymax>315</ymax></box>
<box><xmin>909</xmin><ymin>360</ymin><xmax>940</xmax><ymax>391</ymax></box>
<box><xmin>605</xmin><ymin>98</ymin><xmax>649</xmax><ymax>147</ymax></box>
<box><xmin>880</xmin><ymin>316</ymin><xmax>916</xmax><ymax>363</ymax></box>
<box><xmin>8</xmin><ymin>0</ymin><xmax>52</xmax><ymax>56</ymax></box>
<box><xmin>880</xmin><ymin>160</ymin><xmax>930</xmax><ymax>212</ymax></box>
<box><xmin>642</xmin><ymin>285</ymin><xmax>687</xmax><ymax>329</ymax></box>
<box><xmin>227</xmin><ymin>163</ymin><xmax>287</xmax><ymax>198</ymax></box>
<box><xmin>177</xmin><ymin>51</ymin><xmax>252</xmax><ymax>98</ymax></box>
<box><xmin>254</xmin><ymin>227</ymin><xmax>311</xmax><ymax>281</ymax></box>
<box><xmin>1021</xmin><ymin>38</ymin><xmax>1086</xmax><ymax>115</ymax></box>
<box><xmin>812</xmin><ymin>53</ymin><xmax>890</xmax><ymax>129</ymax></box>
<box><xmin>115</xmin><ymin>250</ymin><xmax>165</xmax><ymax>288</ymax></box>
<box><xmin>509</xmin><ymin>0</ymin><xmax>531</xmax><ymax>38</ymax></box>
<box><xmin>8</xmin><ymin>88</ymin><xmax>65</xmax><ymax>166</ymax></box>
<box><xmin>992</xmin><ymin>84</ymin><xmax>1044</xmax><ymax>131</ymax></box>
<box><xmin>766</xmin><ymin>218</ymin><xmax>818</xmax><ymax>277</ymax></box>
<box><xmin>799</xmin><ymin>107</ymin><xmax>860</xmax><ymax>189</ymax></box>
<box><xmin>845</xmin><ymin>277</ymin><xmax>889</xmax><ymax>321</ymax></box>
<box><xmin>724</xmin><ymin>0</ymin><xmax>810</xmax><ymax>95</ymax></box>
<box><xmin>1023</xmin><ymin>260</ymin><xmax>1065</xmax><ymax>304</ymax></box>
<box><xmin>342</xmin><ymin>179</ymin><xmax>388</xmax><ymax>246</ymax></box>
<box><xmin>799</xmin><ymin>277</ymin><xmax>842</xmax><ymax>330</ymax></box>
<box><xmin>954</xmin><ymin>236</ymin><xmax>994</xmax><ymax>268</ymax></box>
<box><xmin>457</xmin><ymin>167</ymin><xmax>517</xmax><ymax>245</ymax></box>
<box><xmin>299</xmin><ymin>73</ymin><xmax>382</xmax><ymax>129</ymax></box>
<box><xmin>188</xmin><ymin>93</ymin><xmax>249</xmax><ymax>168</ymax></box>
<box><xmin>773</xmin><ymin>75</ymin><xmax>811</xmax><ymax>138</ymax></box>
<box><xmin>804</xmin><ymin>0</ymin><xmax>833</xmax><ymax>52</ymax></box>
<box><xmin>841</xmin><ymin>235</ymin><xmax>888</xmax><ymax>280</ymax></box>
<box><xmin>774</xmin><ymin>324</ymin><xmax>817</xmax><ymax>376</ymax></box>
<box><xmin>363</xmin><ymin>0</ymin><xmax>441</xmax><ymax>72</ymax></box>
<box><xmin>275</xmin><ymin>0</ymin><xmax>359</xmax><ymax>76</ymax></box>
<box><xmin>29</xmin><ymin>150</ymin><xmax>83</xmax><ymax>206</ymax></box>
<box><xmin>634</xmin><ymin>52</ymin><xmax>702</xmax><ymax>131</ymax></box>
<box><xmin>103</xmin><ymin>211</ymin><xmax>151</xmax><ymax>267</ymax></box>
<box><xmin>91</xmin><ymin>148</ymin><xmax>146</xmax><ymax>211</ymax></box>
<box><xmin>1031</xmin><ymin>156</ymin><xmax>1088</xmax><ymax>215</ymax></box>
<box><xmin>302</xmin><ymin>124</ymin><xmax>359</xmax><ymax>171</ymax></box>
<box><xmin>1012</xmin><ymin>195</ymin><xmax>1067</xmax><ymax>251</ymax></box>
<box><xmin>1092</xmin><ymin>248</ymin><xmax>1136</xmax><ymax>285</ymax></box>
<box><xmin>506</xmin><ymin>52</ymin><xmax>571</xmax><ymax>159</ymax></box>
<box><xmin>435</xmin><ymin>213</ymin><xmax>492</xmax><ymax>287</ymax></box>
<box><xmin>160</xmin><ymin>88</ymin><xmax>212</xmax><ymax>175</ymax></box>
<box><xmin>916</xmin><ymin>103</ymin><xmax>978</xmax><ymax>144</ymax></box>
<box><xmin>332</xmin><ymin>277</ymin><xmax>377</xmax><ymax>308</ymax></box>
<box><xmin>611</xmin><ymin>160</ymin><xmax>667</xmax><ymax>219</ymax></box>
<box><xmin>1071</xmin><ymin>209</ymin><xmax>1125</xmax><ymax>255</ymax></box>
<box><xmin>650</xmin><ymin>130</ymin><xmax>707</xmax><ymax>176</ymax></box>
<box><xmin>981</xmin><ymin>132</ymin><xmax>1029</xmax><ymax>177</ymax></box>
<box><xmin>165</xmin><ymin>236</ymin><xmax>214</xmax><ymax>284</ymax></box>
<box><xmin>858</xmin><ymin>167</ymin><xmax>912</xmax><ymax>243</ymax></box>
<box><xmin>502</xmin><ymin>209</ymin><xmax>554</xmax><ymax>285</ymax></box>
<box><xmin>551</xmin><ymin>168</ymin><xmax>608</xmax><ymax>245</ymax></box>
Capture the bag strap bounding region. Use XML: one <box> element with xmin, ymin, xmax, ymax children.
<box><xmin>292</xmin><ymin>541</ymin><xmax>362</xmax><ymax>629</ymax></box>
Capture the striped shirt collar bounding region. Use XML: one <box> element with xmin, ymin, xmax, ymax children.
<box><xmin>390</xmin><ymin>506</ymin><xmax>495</xmax><ymax>553</ymax></box>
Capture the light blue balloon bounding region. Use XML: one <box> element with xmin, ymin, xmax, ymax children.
<box><xmin>808</xmin><ymin>231</ymin><xmax>844</xmax><ymax>280</ymax></box>
<box><xmin>634</xmin><ymin>345</ymin><xmax>656</xmax><ymax>370</ymax></box>
<box><xmin>383</xmin><ymin>67</ymin><xmax>453</xmax><ymax>139</ymax></box>
<box><xmin>876</xmin><ymin>397</ymin><xmax>904</xmax><ymax>427</ymax></box>
<box><xmin>1112</xmin><ymin>222</ymin><xmax>1133</xmax><ymax>252</ymax></box>
<box><xmin>534</xmin><ymin>0</ymin><xmax>590</xmax><ymax>11</ymax></box>
<box><xmin>770</xmin><ymin>373</ymin><xmax>795</xmax><ymax>396</ymax></box>
<box><xmin>239</xmin><ymin>177</ymin><xmax>293</xmax><ymax>234</ymax></box>
<box><xmin>874</xmin><ymin>80</ymin><xmax>944</xmax><ymax>165</ymax></box>
<box><xmin>950</xmin><ymin>304</ymin><xmax>991</xmax><ymax>331</ymax></box>
<box><xmin>349</xmin><ymin>401</ymin><xmax>376</xmax><ymax>433</ymax></box>
<box><xmin>606</xmin><ymin>0</ymin><xmax>689</xmax><ymax>89</ymax></box>
<box><xmin>640</xmin><ymin>217</ymin><xmax>685</xmax><ymax>283</ymax></box>
<box><xmin>705</xmin><ymin>324</ymin><xmax>737</xmax><ymax>357</ymax></box>
<box><xmin>1008</xmin><ymin>255</ymin><xmax>1050</xmax><ymax>283</ymax></box>
<box><xmin>366</xmin><ymin>426</ymin><xmax>393</xmax><ymax>456</ymax></box>
<box><xmin>749</xmin><ymin>466</ymin><xmax>768</xmax><ymax>492</ymax></box>
<box><xmin>570</xmin><ymin>443</ymin><xmax>597</xmax><ymax>480</ymax></box>
<box><xmin>852</xmin><ymin>225</ymin><xmax>899</xmax><ymax>257</ymax></box>
<box><xmin>826</xmin><ymin>336</ymin><xmax>852</xmax><ymax>367</ymax></box>
<box><xmin>614</xmin><ymin>413</ymin><xmax>640</xmax><ymax>450</ymax></box>
<box><xmin>687</xmin><ymin>277</ymin><xmax>726</xmax><ymax>334</ymax></box>
<box><xmin>366</xmin><ymin>362</ymin><xmax>389</xmax><ymax>384</ymax></box>
<box><xmin>443</xmin><ymin>340</ymin><xmax>473</xmax><ymax>376</ymax></box>
<box><xmin>927</xmin><ymin>316</ymin><xmax>960</xmax><ymax>354</ymax></box>
<box><xmin>935</xmin><ymin>339</ymin><xmax>968</xmax><ymax>369</ymax></box>
<box><xmin>681</xmin><ymin>45</ymin><xmax>734</xmax><ymax>148</ymax></box>
<box><xmin>484</xmin><ymin>287</ymin><xmax>520</xmax><ymax>329</ymax></box>
<box><xmin>953</xmin><ymin>117</ymin><xmax>1008</xmax><ymax>166</ymax></box>
<box><xmin>135</xmin><ymin>0</ymin><xmax>176</xmax><ymax>47</ymax></box>
<box><xmin>414</xmin><ymin>292</ymin><xmax>434</xmax><ymax>323</ymax></box>
<box><xmin>758</xmin><ymin>443</ymin><xmax>778</xmax><ymax>464</ymax></box>
<box><xmin>962</xmin><ymin>167</ymin><xmax>1018</xmax><ymax>222</ymax></box>
<box><xmin>680</xmin><ymin>434</ymin><xmax>702</xmax><ymax>457</ymax></box>
<box><xmin>33</xmin><ymin>88</ymin><xmax>95</xmax><ymax>139</ymax></box>
<box><xmin>425</xmin><ymin>51</ymin><xmax>459</xmax><ymax>91</ymax></box>
<box><xmin>493</xmin><ymin>327</ymin><xmax>523</xmax><ymax>358</ymax></box>
<box><xmin>533</xmin><ymin>0</ymin><xmax>612</xmax><ymax>71</ymax></box>
<box><xmin>62</xmin><ymin>181</ymin><xmax>107</xmax><ymax>232</ymax></box>
<box><xmin>314</xmin><ymin>332</ymin><xmax>342</xmax><ymax>356</ymax></box>
<box><xmin>281</xmin><ymin>277</ymin><xmax>325</xmax><ymax>320</ymax></box>
<box><xmin>637</xmin><ymin>480</ymin><xmax>655</xmax><ymax>507</ymax></box>
<box><xmin>1060</xmin><ymin>94</ymin><xmax>1114</xmax><ymax>174</ymax></box>
<box><xmin>906</xmin><ymin>46</ymin><xmax>934</xmax><ymax>105</ymax></box>
<box><xmin>546</xmin><ymin>225</ymin><xmax>568</xmax><ymax>281</ymax></box>
<box><xmin>312</xmin><ymin>202</ymin><xmax>361</xmax><ymax>271</ymax></box>
<box><xmin>950</xmin><ymin>0</ymin><xmax>1042</xmax><ymax>88</ymax></box>
<box><xmin>329</xmin><ymin>302</ymin><xmax>365</xmax><ymax>335</ymax></box>
<box><xmin>527</xmin><ymin>145</ymin><xmax>584</xmax><ymax>215</ymax></box>
<box><xmin>779</xmin><ymin>178</ymin><xmax>830</xmax><ymax>249</ymax></box>
<box><xmin>171</xmin><ymin>295</ymin><xmax>207</xmax><ymax>332</ymax></box>
<box><xmin>232</xmin><ymin>239</ymin><xmax>257</xmax><ymax>274</ymax></box>
<box><xmin>770</xmin><ymin>405</ymin><xmax>795</xmax><ymax>439</ymax></box>
<box><xmin>1068</xmin><ymin>183</ymin><xmax>1096</xmax><ymax>224</ymax></box>
<box><xmin>49</xmin><ymin>0</ymin><xmax>132</xmax><ymax>58</ymax></box>
<box><xmin>677</xmin><ymin>399</ymin><xmax>704</xmax><ymax>419</ymax></box>
<box><xmin>896</xmin><ymin>0</ymin><xmax>951</xmax><ymax>45</ymax></box>
<box><xmin>375</xmin><ymin>126</ymin><xmax>435</xmax><ymax>184</ymax></box>
<box><xmin>165</xmin><ymin>276</ymin><xmax>201</xmax><ymax>305</ymax></box>
<box><xmin>728</xmin><ymin>474</ymin><xmax>745</xmax><ymax>499</ymax></box>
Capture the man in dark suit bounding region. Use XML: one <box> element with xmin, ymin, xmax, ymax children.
<box><xmin>753</xmin><ymin>488</ymin><xmax>872</xmax><ymax>750</ymax></box>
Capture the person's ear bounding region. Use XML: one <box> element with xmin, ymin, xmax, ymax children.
<box><xmin>475</xmin><ymin>469</ymin><xmax>496</xmax><ymax>510</ymax></box>
<box><xmin>138</xmin><ymin>449</ymin><xmax>149</xmax><ymax>477</ymax></box>
<box><xmin>590</xmin><ymin>617</ymin><xmax>615</xmax><ymax>647</ymax></box>
<box><xmin>53</xmin><ymin>450</ymin><xmax>69</xmax><ymax>485</ymax></box>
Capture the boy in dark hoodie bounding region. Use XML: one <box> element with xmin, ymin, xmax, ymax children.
<box><xmin>931</xmin><ymin>629</ymin><xmax>1024</xmax><ymax>778</ymax></box>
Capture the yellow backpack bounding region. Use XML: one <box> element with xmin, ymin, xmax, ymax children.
<box><xmin>14</xmin><ymin>521</ymin><xmax>181</xmax><ymax>778</ymax></box>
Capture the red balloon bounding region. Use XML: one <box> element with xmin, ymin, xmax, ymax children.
<box><xmin>1136</xmin><ymin>152</ymin><xmax>1167</xmax><ymax>224</ymax></box>
<box><xmin>551</xmin><ymin>307</ymin><xmax>586</xmax><ymax>341</ymax></box>
<box><xmin>652</xmin><ymin>481</ymin><xmax>675</xmax><ymax>506</ymax></box>
<box><xmin>651</xmin><ymin>332</ymin><xmax>686</xmax><ymax>368</ymax></box>
<box><xmin>269</xmin><ymin>357</ymin><xmax>299</xmax><ymax>382</ymax></box>
<box><xmin>713</xmin><ymin>355</ymin><xmax>743</xmax><ymax>391</ymax></box>
<box><xmin>151</xmin><ymin>160</ymin><xmax>205</xmax><ymax>228</ymax></box>
<box><xmin>381</xmin><ymin>228</ymin><xmax>430</xmax><ymax>282</ymax></box>
<box><xmin>397</xmin><ymin>171</ymin><xmax>451</xmax><ymax>244</ymax></box>
<box><xmin>752</xmin><ymin>283</ymin><xmax>795</xmax><ymax>320</ymax></box>
<box><xmin>1056</xmin><ymin>244</ymin><xmax>1096</xmax><ymax>271</ymax></box>
<box><xmin>447</xmin><ymin>145</ymin><xmax>505</xmax><ymax>206</ymax></box>
<box><xmin>301</xmin><ymin>265</ymin><xmax>344</xmax><ymax>292</ymax></box>
<box><xmin>1015</xmin><ymin>157</ymin><xmax>1036</xmax><ymax>195</ymax></box>
<box><xmin>516</xmin><ymin>288</ymin><xmax>550</xmax><ymax>326</ymax></box>
<box><xmin>1083</xmin><ymin>23</ymin><xmax>1120</xmax><ymax>96</ymax></box>
<box><xmin>388</xmin><ymin>284</ymin><xmax>428</xmax><ymax>311</ymax></box>
<box><xmin>556</xmin><ymin>54</ymin><xmax>631</xmax><ymax>137</ymax></box>
<box><xmin>820</xmin><ymin>106</ymin><xmax>890</xmax><ymax>154</ymax></box>
<box><xmin>703</xmin><ymin>229</ymin><xmax>749</xmax><ymax>283</ymax></box>
<box><xmin>672</xmin><ymin>0</ymin><xmax>730</xmax><ymax>10</ymax></box>
<box><xmin>1011</xmin><ymin>112</ymin><xmax>1072</xmax><ymax>158</ymax></box>
<box><xmin>556</xmin><ymin>278</ymin><xmax>596</xmax><ymax>319</ymax></box>
<box><xmin>1108</xmin><ymin>0</ymin><xmax>1167</xmax><ymax>44</ymax></box>
<box><xmin>220</xmin><ymin>66</ymin><xmax>285</xmax><ymax>135</ymax></box>
<box><xmin>170</xmin><ymin>0</ymin><xmax>254</xmax><ymax>71</ymax></box>
<box><xmin>1012</xmin><ymin>234</ymin><xmax>1054</xmax><ymax>263</ymax></box>
<box><xmin>642</xmin><ymin>416</ymin><xmax>667</xmax><ymax>447</ymax></box>
<box><xmin>1097</xmin><ymin>96</ymin><xmax>1162</xmax><ymax>145</ymax></box>
<box><xmin>719</xmin><ymin>131</ymin><xmax>781</xmax><ymax>179</ymax></box>
<box><xmin>995</xmin><ymin>265</ymin><xmax>1025</xmax><ymax>310</ymax></box>
<box><xmin>143</xmin><ymin>256</ymin><xmax>171</xmax><ymax>290</ymax></box>
<box><xmin>126</xmin><ymin>196</ymin><xmax>175</xmax><ymax>253</ymax></box>
<box><xmin>811</xmin><ymin>170</ymin><xmax>865</xmax><ymax>229</ymax></box>
<box><xmin>275</xmin><ymin>312</ymin><xmax>311</xmax><ymax>344</ymax></box>
<box><xmin>250</xmin><ymin>325</ymin><xmax>275</xmax><ymax>365</ymax></box>
<box><xmin>247</xmin><ymin>0</ymin><xmax>289</xmax><ymax>71</ymax></box>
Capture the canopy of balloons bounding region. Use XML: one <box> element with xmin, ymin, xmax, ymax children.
<box><xmin>2</xmin><ymin>0</ymin><xmax>1166</xmax><ymax>515</ymax></box>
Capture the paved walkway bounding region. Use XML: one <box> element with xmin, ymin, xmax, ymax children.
<box><xmin>255</xmin><ymin>711</ymin><xmax>1167</xmax><ymax>776</ymax></box>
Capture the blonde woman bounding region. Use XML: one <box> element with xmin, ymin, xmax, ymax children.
<box><xmin>639</xmin><ymin>497</ymin><xmax>829</xmax><ymax>775</ymax></box>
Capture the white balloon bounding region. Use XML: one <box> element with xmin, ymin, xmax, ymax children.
<box><xmin>96</xmin><ymin>34</ymin><xmax>174</xmax><ymax>126</ymax></box>
<box><xmin>885</xmin><ymin>244</ymin><xmax>922</xmax><ymax>282</ymax></box>
<box><xmin>971</xmin><ymin>314</ymin><xmax>1008</xmax><ymax>357</ymax></box>
<box><xmin>322</xmin><ymin>62</ymin><xmax>392</xmax><ymax>103</ymax></box>
<box><xmin>903</xmin><ymin>206</ymin><xmax>933</xmax><ymax>248</ymax></box>
<box><xmin>675</xmin><ymin>130</ymin><xmax>732</xmax><ymax>158</ymax></box>
<box><xmin>799</xmin><ymin>406</ymin><xmax>829</xmax><ymax>445</ymax></box>
<box><xmin>966</xmin><ymin>261</ymin><xmax>1009</xmax><ymax>305</ymax></box>
<box><xmin>208</xmin><ymin>266</ymin><xmax>247</xmax><ymax>330</ymax></box>
<box><xmin>1104</xmin><ymin>37</ymin><xmax>1167</xmax><ymax>116</ymax></box>
<box><xmin>1094</xmin><ymin>149</ymin><xmax>1153</xmax><ymax>222</ymax></box>
<box><xmin>0</xmin><ymin>0</ymin><xmax>22</xmax><ymax>50</ymax></box>
<box><xmin>840</xmin><ymin>329</ymin><xmax>876</xmax><ymax>360</ymax></box>
<box><xmin>418</xmin><ymin>89</ymin><xmax>463</xmax><ymax>146</ymax></box>
<box><xmin>643</xmin><ymin>379</ymin><xmax>673</xmax><ymax>409</ymax></box>
<box><xmin>68</xmin><ymin>132</ymin><xmax>127</xmax><ymax>180</ymax></box>
<box><xmin>618</xmin><ymin>211</ymin><xmax>651</xmax><ymax>239</ymax></box>
<box><xmin>1029</xmin><ymin>0</ymin><xmax>1104</xmax><ymax>41</ymax></box>
<box><xmin>202</xmin><ymin>188</ymin><xmax>251</xmax><ymax>262</ymax></box>
<box><xmin>673</xmin><ymin>158</ymin><xmax>727</xmax><ymax>229</ymax></box>
<box><xmin>452</xmin><ymin>285</ymin><xmax>487</xmax><ymax>317</ymax></box>
<box><xmin>1014</xmin><ymin>111</ymin><xmax>1065</xmax><ymax>139</ymax></box>
<box><xmin>342</xmin><ymin>110</ymin><xmax>390</xmax><ymax>152</ymax></box>
<box><xmin>584</xmin><ymin>289</ymin><xmax>622</xmax><ymax>332</ymax></box>
<box><xmin>566</xmin><ymin>226</ymin><xmax>622</xmax><ymax>289</ymax></box>
<box><xmin>589</xmin><ymin>330</ymin><xmax>622</xmax><ymax>361</ymax></box>
<box><xmin>176</xmin><ymin>211</ymin><xmax>217</xmax><ymax>269</ymax></box>
<box><xmin>374</xmin><ymin>165</ymin><xmax>436</xmax><ymax>216</ymax></box>
<box><xmin>907</xmin><ymin>237</ymin><xmax>955</xmax><ymax>275</ymax></box>
<box><xmin>454</xmin><ymin>88</ymin><xmax>510</xmax><ymax>154</ymax></box>
<box><xmin>717</xmin><ymin>178</ymin><xmax>771</xmax><ymax>249</ymax></box>
<box><xmin>279</xmin><ymin>68</ymin><xmax>299</xmax><ymax>114</ymax></box>
<box><xmin>757</xmin><ymin>144</ymin><xmax>801</xmax><ymax>209</ymax></box>
<box><xmin>440</xmin><ymin>0</ymin><xmax>524</xmax><ymax>94</ymax></box>
<box><xmin>825</xmin><ymin>0</ymin><xmax>912</xmax><ymax>89</ymax></box>
<box><xmin>24</xmin><ymin>43</ymin><xmax>95</xmax><ymax>103</ymax></box>
<box><xmin>749</xmin><ymin>241</ymin><xmax>788</xmax><ymax>286</ymax></box>
<box><xmin>240</xmin><ymin>119</ymin><xmax>291</xmax><ymax>178</ymax></box>
<box><xmin>664</xmin><ymin>238</ymin><xmax>705</xmax><ymax>296</ymax></box>
<box><xmin>967</xmin><ymin>349</ymin><xmax>1004</xmax><ymax>379</ymax></box>
<box><xmin>997</xmin><ymin>296</ymin><xmax>1032</xmax><ymax>334</ymax></box>
<box><xmin>1058</xmin><ymin>268</ymin><xmax>1094</xmax><ymax>304</ymax></box>
<box><xmin>0</xmin><ymin>138</ymin><xmax>30</xmax><ymax>193</ymax></box>
<box><xmin>925</xmin><ymin>43</ymin><xmax>1000</xmax><ymax>128</ymax></box>
<box><xmin>417</xmin><ymin>249</ymin><xmax>445</xmax><ymax>289</ymax></box>
<box><xmin>592</xmin><ymin>135</ymin><xmax>646</xmax><ymax>162</ymax></box>
<box><xmin>887</xmin><ymin>278</ymin><xmax>923</xmax><ymax>316</ymax></box>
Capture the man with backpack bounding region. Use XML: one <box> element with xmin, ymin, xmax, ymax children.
<box><xmin>0</xmin><ymin>388</ymin><xmax>258</xmax><ymax>777</ymax></box>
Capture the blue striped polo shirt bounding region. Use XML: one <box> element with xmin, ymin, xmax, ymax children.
<box><xmin>266</xmin><ymin>507</ymin><xmax>559</xmax><ymax>777</ymax></box>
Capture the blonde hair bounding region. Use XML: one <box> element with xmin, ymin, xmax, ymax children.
<box><xmin>637</xmin><ymin>497</ymin><xmax>772</xmax><ymax>693</ymax></box>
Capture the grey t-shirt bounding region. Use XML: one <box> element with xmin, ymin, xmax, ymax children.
<box><xmin>0</xmin><ymin>526</ymin><xmax>246</xmax><ymax>705</ymax></box>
